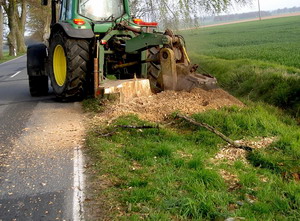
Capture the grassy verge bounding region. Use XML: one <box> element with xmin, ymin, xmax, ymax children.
<box><xmin>0</xmin><ymin>52</ymin><xmax>25</xmax><ymax>64</ymax></box>
<box><xmin>84</xmin><ymin>16</ymin><xmax>300</xmax><ymax>220</ymax></box>
<box><xmin>180</xmin><ymin>16</ymin><xmax>300</xmax><ymax>118</ymax></box>
<box><xmin>85</xmin><ymin>103</ymin><xmax>300</xmax><ymax>220</ymax></box>
<box><xmin>190</xmin><ymin>54</ymin><xmax>300</xmax><ymax>118</ymax></box>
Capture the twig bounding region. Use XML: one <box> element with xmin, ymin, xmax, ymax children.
<box><xmin>176</xmin><ymin>114</ymin><xmax>253</xmax><ymax>151</ymax></box>
<box><xmin>95</xmin><ymin>124</ymin><xmax>159</xmax><ymax>137</ymax></box>
<box><xmin>94</xmin><ymin>128</ymin><xmax>117</xmax><ymax>137</ymax></box>
<box><xmin>116</xmin><ymin>125</ymin><xmax>159</xmax><ymax>129</ymax></box>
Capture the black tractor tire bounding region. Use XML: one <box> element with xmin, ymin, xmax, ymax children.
<box><xmin>29</xmin><ymin>75</ymin><xmax>49</xmax><ymax>96</ymax></box>
<box><xmin>48</xmin><ymin>30</ymin><xmax>90</xmax><ymax>100</ymax></box>
<box><xmin>147</xmin><ymin>47</ymin><xmax>164</xmax><ymax>93</ymax></box>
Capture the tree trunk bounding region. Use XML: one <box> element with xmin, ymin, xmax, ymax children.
<box><xmin>0</xmin><ymin>5</ymin><xmax>3</xmax><ymax>59</ymax></box>
<box><xmin>16</xmin><ymin>29</ymin><xmax>26</xmax><ymax>53</ymax></box>
<box><xmin>16</xmin><ymin>0</ymin><xmax>26</xmax><ymax>53</ymax></box>
<box><xmin>43</xmin><ymin>7</ymin><xmax>51</xmax><ymax>44</ymax></box>
<box><xmin>7</xmin><ymin>31</ymin><xmax>17</xmax><ymax>56</ymax></box>
<box><xmin>3</xmin><ymin>0</ymin><xmax>27</xmax><ymax>55</ymax></box>
<box><xmin>6</xmin><ymin>0</ymin><xmax>18</xmax><ymax>56</ymax></box>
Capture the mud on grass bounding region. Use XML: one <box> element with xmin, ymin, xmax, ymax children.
<box><xmin>85</xmin><ymin>103</ymin><xmax>300</xmax><ymax>220</ymax></box>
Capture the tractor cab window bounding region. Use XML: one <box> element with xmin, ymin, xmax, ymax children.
<box><xmin>78</xmin><ymin>0</ymin><xmax>124</xmax><ymax>21</ymax></box>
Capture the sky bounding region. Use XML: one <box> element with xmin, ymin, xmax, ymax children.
<box><xmin>231</xmin><ymin>0</ymin><xmax>300</xmax><ymax>13</ymax></box>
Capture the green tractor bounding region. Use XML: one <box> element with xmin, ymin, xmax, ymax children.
<box><xmin>27</xmin><ymin>0</ymin><xmax>217</xmax><ymax>100</ymax></box>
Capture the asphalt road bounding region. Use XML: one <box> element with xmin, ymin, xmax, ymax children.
<box><xmin>0</xmin><ymin>56</ymin><xmax>85</xmax><ymax>221</ymax></box>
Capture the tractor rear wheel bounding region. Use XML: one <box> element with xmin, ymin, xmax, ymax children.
<box><xmin>147</xmin><ymin>47</ymin><xmax>163</xmax><ymax>93</ymax></box>
<box><xmin>48</xmin><ymin>30</ymin><xmax>90</xmax><ymax>99</ymax></box>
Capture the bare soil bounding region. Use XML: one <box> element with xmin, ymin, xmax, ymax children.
<box><xmin>95</xmin><ymin>88</ymin><xmax>244</xmax><ymax>123</ymax></box>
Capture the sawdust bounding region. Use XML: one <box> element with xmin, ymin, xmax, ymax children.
<box><xmin>213</xmin><ymin>137</ymin><xmax>277</xmax><ymax>164</ymax></box>
<box><xmin>215</xmin><ymin>137</ymin><xmax>276</xmax><ymax>191</ymax></box>
<box><xmin>96</xmin><ymin>88</ymin><xmax>243</xmax><ymax>123</ymax></box>
<box><xmin>219</xmin><ymin>169</ymin><xmax>241</xmax><ymax>191</ymax></box>
<box><xmin>10</xmin><ymin>103</ymin><xmax>86</xmax><ymax>158</ymax></box>
<box><xmin>0</xmin><ymin>102</ymin><xmax>85</xmax><ymax>201</ymax></box>
<box><xmin>176</xmin><ymin>150</ymin><xmax>193</xmax><ymax>159</ymax></box>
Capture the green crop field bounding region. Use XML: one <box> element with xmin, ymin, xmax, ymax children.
<box><xmin>183</xmin><ymin>16</ymin><xmax>300</xmax><ymax>69</ymax></box>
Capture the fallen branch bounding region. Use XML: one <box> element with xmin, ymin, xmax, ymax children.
<box><xmin>176</xmin><ymin>114</ymin><xmax>253</xmax><ymax>152</ymax></box>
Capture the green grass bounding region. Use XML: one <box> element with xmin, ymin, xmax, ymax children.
<box><xmin>180</xmin><ymin>16</ymin><xmax>300</xmax><ymax>117</ymax></box>
<box><xmin>0</xmin><ymin>52</ymin><xmax>25</xmax><ymax>64</ymax></box>
<box><xmin>84</xmin><ymin>16</ymin><xmax>300</xmax><ymax>220</ymax></box>
<box><xmin>82</xmin><ymin>98</ymin><xmax>106</xmax><ymax>113</ymax></box>
<box><xmin>86</xmin><ymin>104</ymin><xmax>300</xmax><ymax>220</ymax></box>
<box><xmin>190</xmin><ymin>54</ymin><xmax>300</xmax><ymax>117</ymax></box>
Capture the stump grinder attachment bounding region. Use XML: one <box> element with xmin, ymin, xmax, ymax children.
<box><xmin>97</xmin><ymin>28</ymin><xmax>217</xmax><ymax>101</ymax></box>
<box><xmin>153</xmin><ymin>30</ymin><xmax>217</xmax><ymax>92</ymax></box>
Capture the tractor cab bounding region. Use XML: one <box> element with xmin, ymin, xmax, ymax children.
<box><xmin>47</xmin><ymin>0</ymin><xmax>132</xmax><ymax>33</ymax></box>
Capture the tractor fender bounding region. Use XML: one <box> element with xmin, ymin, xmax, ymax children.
<box><xmin>27</xmin><ymin>43</ymin><xmax>48</xmax><ymax>76</ymax></box>
<box><xmin>51</xmin><ymin>22</ymin><xmax>94</xmax><ymax>39</ymax></box>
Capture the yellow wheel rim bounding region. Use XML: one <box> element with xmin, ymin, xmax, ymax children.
<box><xmin>53</xmin><ymin>45</ymin><xmax>67</xmax><ymax>86</ymax></box>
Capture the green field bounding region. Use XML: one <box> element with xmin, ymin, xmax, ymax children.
<box><xmin>183</xmin><ymin>16</ymin><xmax>300</xmax><ymax>69</ymax></box>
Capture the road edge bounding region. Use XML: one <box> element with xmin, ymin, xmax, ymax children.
<box><xmin>73</xmin><ymin>145</ymin><xmax>85</xmax><ymax>221</ymax></box>
<box><xmin>0</xmin><ymin>55</ymin><xmax>26</xmax><ymax>66</ymax></box>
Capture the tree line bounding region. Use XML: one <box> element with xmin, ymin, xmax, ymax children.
<box><xmin>0</xmin><ymin>0</ymin><xmax>51</xmax><ymax>58</ymax></box>
<box><xmin>1</xmin><ymin>0</ymin><xmax>27</xmax><ymax>57</ymax></box>
<box><xmin>0</xmin><ymin>0</ymin><xmax>251</xmax><ymax>59</ymax></box>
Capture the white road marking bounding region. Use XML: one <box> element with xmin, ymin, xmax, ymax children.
<box><xmin>0</xmin><ymin>55</ymin><xmax>26</xmax><ymax>66</ymax></box>
<box><xmin>10</xmin><ymin>71</ymin><xmax>21</xmax><ymax>78</ymax></box>
<box><xmin>73</xmin><ymin>146</ymin><xmax>85</xmax><ymax>221</ymax></box>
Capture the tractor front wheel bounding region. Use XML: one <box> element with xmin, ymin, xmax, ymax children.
<box><xmin>48</xmin><ymin>30</ymin><xmax>90</xmax><ymax>99</ymax></box>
